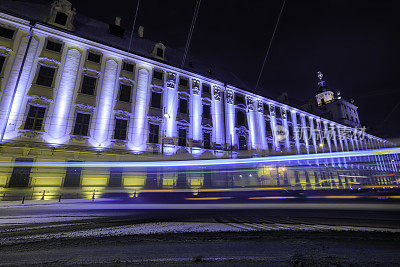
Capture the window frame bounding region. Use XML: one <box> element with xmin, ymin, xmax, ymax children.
<box><xmin>202</xmin><ymin>103</ymin><xmax>211</xmax><ymax>119</ymax></box>
<box><xmin>35</xmin><ymin>64</ymin><xmax>57</xmax><ymax>87</ymax></box>
<box><xmin>113</xmin><ymin>118</ymin><xmax>128</xmax><ymax>140</ymax></box>
<box><xmin>178</xmin><ymin>128</ymin><xmax>187</xmax><ymax>147</ymax></box>
<box><xmin>150</xmin><ymin>90</ymin><xmax>162</xmax><ymax>109</ymax></box>
<box><xmin>178</xmin><ymin>98</ymin><xmax>189</xmax><ymax>114</ymax></box>
<box><xmin>73</xmin><ymin>112</ymin><xmax>91</xmax><ymax>136</ymax></box>
<box><xmin>118</xmin><ymin>83</ymin><xmax>132</xmax><ymax>102</ymax></box>
<box><xmin>0</xmin><ymin>25</ymin><xmax>15</xmax><ymax>40</ymax></box>
<box><xmin>45</xmin><ymin>39</ymin><xmax>63</xmax><ymax>53</ymax></box>
<box><xmin>80</xmin><ymin>74</ymin><xmax>98</xmax><ymax>95</ymax></box>
<box><xmin>153</xmin><ymin>69</ymin><xmax>164</xmax><ymax>81</ymax></box>
<box><xmin>23</xmin><ymin>105</ymin><xmax>46</xmax><ymax>131</ymax></box>
<box><xmin>86</xmin><ymin>51</ymin><xmax>102</xmax><ymax>64</ymax></box>
<box><xmin>122</xmin><ymin>61</ymin><xmax>135</xmax><ymax>73</ymax></box>
<box><xmin>54</xmin><ymin>11</ymin><xmax>68</xmax><ymax>26</ymax></box>
<box><xmin>203</xmin><ymin>131</ymin><xmax>212</xmax><ymax>149</ymax></box>
<box><xmin>148</xmin><ymin>123</ymin><xmax>160</xmax><ymax>144</ymax></box>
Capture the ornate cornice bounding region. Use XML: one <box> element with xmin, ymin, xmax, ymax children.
<box><xmin>192</xmin><ymin>79</ymin><xmax>200</xmax><ymax>95</ymax></box>
<box><xmin>166</xmin><ymin>72</ymin><xmax>176</xmax><ymax>88</ymax></box>
<box><xmin>213</xmin><ymin>86</ymin><xmax>221</xmax><ymax>101</ymax></box>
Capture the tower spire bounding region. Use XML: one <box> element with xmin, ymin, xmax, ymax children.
<box><xmin>317</xmin><ymin>71</ymin><xmax>327</xmax><ymax>92</ymax></box>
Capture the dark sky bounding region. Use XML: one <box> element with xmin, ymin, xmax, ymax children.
<box><xmin>67</xmin><ymin>0</ymin><xmax>399</xmax><ymax>139</ymax></box>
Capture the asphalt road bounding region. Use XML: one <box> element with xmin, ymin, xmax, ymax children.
<box><xmin>1</xmin><ymin>190</ymin><xmax>400</xmax><ymax>266</ymax></box>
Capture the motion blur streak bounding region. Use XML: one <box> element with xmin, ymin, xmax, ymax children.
<box><xmin>1</xmin><ymin>147</ymin><xmax>399</xmax><ymax>168</ymax></box>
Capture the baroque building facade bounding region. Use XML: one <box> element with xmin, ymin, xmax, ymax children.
<box><xmin>0</xmin><ymin>1</ymin><xmax>397</xmax><ymax>194</ymax></box>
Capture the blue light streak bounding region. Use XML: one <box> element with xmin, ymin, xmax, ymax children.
<box><xmin>1</xmin><ymin>147</ymin><xmax>399</xmax><ymax>169</ymax></box>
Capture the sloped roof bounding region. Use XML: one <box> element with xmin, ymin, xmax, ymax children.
<box><xmin>0</xmin><ymin>0</ymin><xmax>248</xmax><ymax>88</ymax></box>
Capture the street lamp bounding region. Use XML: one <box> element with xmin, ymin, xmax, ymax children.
<box><xmin>162</xmin><ymin>108</ymin><xmax>170</xmax><ymax>155</ymax></box>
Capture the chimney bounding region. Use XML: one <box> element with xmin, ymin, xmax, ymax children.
<box><xmin>115</xmin><ymin>16</ymin><xmax>121</xmax><ymax>26</ymax></box>
<box><xmin>138</xmin><ymin>26</ymin><xmax>144</xmax><ymax>38</ymax></box>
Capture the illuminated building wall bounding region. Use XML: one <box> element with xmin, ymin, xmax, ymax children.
<box><xmin>0</xmin><ymin>6</ymin><xmax>397</xmax><ymax>194</ymax></box>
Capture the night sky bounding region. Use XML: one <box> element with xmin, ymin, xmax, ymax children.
<box><xmin>66</xmin><ymin>0</ymin><xmax>399</xmax><ymax>139</ymax></box>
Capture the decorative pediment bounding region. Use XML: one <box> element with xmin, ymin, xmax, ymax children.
<box><xmin>115</xmin><ymin>110</ymin><xmax>131</xmax><ymax>119</ymax></box>
<box><xmin>74</xmin><ymin>103</ymin><xmax>95</xmax><ymax>113</ymax></box>
<box><xmin>192</xmin><ymin>79</ymin><xmax>200</xmax><ymax>95</ymax></box>
<box><xmin>27</xmin><ymin>95</ymin><xmax>53</xmax><ymax>106</ymax></box>
<box><xmin>147</xmin><ymin>115</ymin><xmax>163</xmax><ymax>123</ymax></box>
<box><xmin>166</xmin><ymin>72</ymin><xmax>176</xmax><ymax>88</ymax></box>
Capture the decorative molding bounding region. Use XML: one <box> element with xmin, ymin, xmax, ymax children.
<box><xmin>27</xmin><ymin>95</ymin><xmax>53</xmax><ymax>106</ymax></box>
<box><xmin>166</xmin><ymin>72</ymin><xmax>176</xmax><ymax>88</ymax></box>
<box><xmin>38</xmin><ymin>56</ymin><xmax>61</xmax><ymax>65</ymax></box>
<box><xmin>119</xmin><ymin>76</ymin><xmax>135</xmax><ymax>84</ymax></box>
<box><xmin>74</xmin><ymin>103</ymin><xmax>95</xmax><ymax>113</ymax></box>
<box><xmin>115</xmin><ymin>110</ymin><xmax>131</xmax><ymax>119</ymax></box>
<box><xmin>269</xmin><ymin>104</ymin><xmax>276</xmax><ymax>116</ymax></box>
<box><xmin>257</xmin><ymin>100</ymin><xmax>263</xmax><ymax>113</ymax></box>
<box><xmin>192</xmin><ymin>79</ymin><xmax>200</xmax><ymax>95</ymax></box>
<box><xmin>281</xmin><ymin>108</ymin><xmax>287</xmax><ymax>119</ymax></box>
<box><xmin>213</xmin><ymin>86</ymin><xmax>221</xmax><ymax>101</ymax></box>
<box><xmin>147</xmin><ymin>115</ymin><xmax>163</xmax><ymax>123</ymax></box>
<box><xmin>21</xmin><ymin>130</ymin><xmax>42</xmax><ymax>139</ymax></box>
<box><xmin>246</xmin><ymin>97</ymin><xmax>254</xmax><ymax>111</ymax></box>
<box><xmin>236</xmin><ymin>126</ymin><xmax>249</xmax><ymax>137</ymax></box>
<box><xmin>226</xmin><ymin>90</ymin><xmax>234</xmax><ymax>104</ymax></box>
<box><xmin>82</xmin><ymin>66</ymin><xmax>101</xmax><ymax>76</ymax></box>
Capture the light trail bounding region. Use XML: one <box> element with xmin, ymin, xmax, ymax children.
<box><xmin>0</xmin><ymin>147</ymin><xmax>398</xmax><ymax>169</ymax></box>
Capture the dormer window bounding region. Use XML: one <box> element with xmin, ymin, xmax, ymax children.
<box><xmin>47</xmin><ymin>0</ymin><xmax>76</xmax><ymax>31</ymax></box>
<box><xmin>45</xmin><ymin>40</ymin><xmax>62</xmax><ymax>53</ymax></box>
<box><xmin>122</xmin><ymin>61</ymin><xmax>134</xmax><ymax>72</ymax></box>
<box><xmin>55</xmin><ymin>11</ymin><xmax>68</xmax><ymax>26</ymax></box>
<box><xmin>156</xmin><ymin>47</ymin><xmax>164</xmax><ymax>58</ymax></box>
<box><xmin>152</xmin><ymin>42</ymin><xmax>165</xmax><ymax>60</ymax></box>
<box><xmin>87</xmin><ymin>51</ymin><xmax>101</xmax><ymax>63</ymax></box>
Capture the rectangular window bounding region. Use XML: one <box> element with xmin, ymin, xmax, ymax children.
<box><xmin>8</xmin><ymin>158</ymin><xmax>33</xmax><ymax>187</ymax></box>
<box><xmin>118</xmin><ymin>84</ymin><xmax>131</xmax><ymax>102</ymax></box>
<box><xmin>63</xmin><ymin>161</ymin><xmax>82</xmax><ymax>187</ymax></box>
<box><xmin>153</xmin><ymin>70</ymin><xmax>163</xmax><ymax>80</ymax></box>
<box><xmin>179</xmin><ymin>98</ymin><xmax>188</xmax><ymax>114</ymax></box>
<box><xmin>0</xmin><ymin>26</ymin><xmax>15</xmax><ymax>39</ymax></box>
<box><xmin>265</xmin><ymin>120</ymin><xmax>272</xmax><ymax>136</ymax></box>
<box><xmin>55</xmin><ymin>12</ymin><xmax>68</xmax><ymax>26</ymax></box>
<box><xmin>24</xmin><ymin>106</ymin><xmax>46</xmax><ymax>130</ymax></box>
<box><xmin>203</xmin><ymin>131</ymin><xmax>211</xmax><ymax>149</ymax></box>
<box><xmin>178</xmin><ymin>128</ymin><xmax>187</xmax><ymax>147</ymax></box>
<box><xmin>150</xmin><ymin>91</ymin><xmax>162</xmax><ymax>109</ymax></box>
<box><xmin>148</xmin><ymin>124</ymin><xmax>159</xmax><ymax>144</ymax></box>
<box><xmin>113</xmin><ymin>118</ymin><xmax>128</xmax><ymax>140</ymax></box>
<box><xmin>36</xmin><ymin>65</ymin><xmax>55</xmax><ymax>87</ymax></box>
<box><xmin>122</xmin><ymin>61</ymin><xmax>134</xmax><ymax>72</ymax></box>
<box><xmin>73</xmin><ymin>113</ymin><xmax>90</xmax><ymax>136</ymax></box>
<box><xmin>156</xmin><ymin>47</ymin><xmax>164</xmax><ymax>58</ymax></box>
<box><xmin>81</xmin><ymin>75</ymin><xmax>97</xmax><ymax>95</ymax></box>
<box><xmin>46</xmin><ymin>40</ymin><xmax>62</xmax><ymax>52</ymax></box>
<box><xmin>235</xmin><ymin>94</ymin><xmax>245</xmax><ymax>105</ymax></box>
<box><xmin>87</xmin><ymin>51</ymin><xmax>101</xmax><ymax>63</ymax></box>
<box><xmin>109</xmin><ymin>168</ymin><xmax>123</xmax><ymax>187</ymax></box>
<box><xmin>202</xmin><ymin>104</ymin><xmax>211</xmax><ymax>119</ymax></box>
<box><xmin>202</xmin><ymin>84</ymin><xmax>210</xmax><ymax>95</ymax></box>
<box><xmin>179</xmin><ymin>78</ymin><xmax>188</xmax><ymax>87</ymax></box>
<box><xmin>0</xmin><ymin>55</ymin><xmax>5</xmax><ymax>72</ymax></box>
